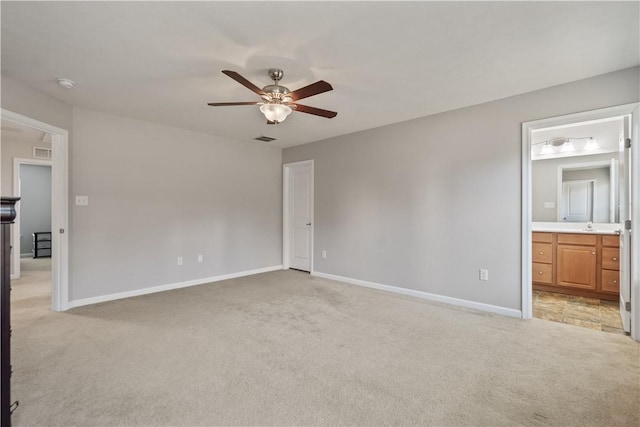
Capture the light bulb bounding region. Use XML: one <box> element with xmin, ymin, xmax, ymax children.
<box><xmin>584</xmin><ymin>137</ymin><xmax>599</xmax><ymax>151</ymax></box>
<box><xmin>560</xmin><ymin>140</ymin><xmax>575</xmax><ymax>153</ymax></box>
<box><xmin>540</xmin><ymin>143</ymin><xmax>553</xmax><ymax>155</ymax></box>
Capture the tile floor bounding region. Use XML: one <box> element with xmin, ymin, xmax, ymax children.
<box><xmin>533</xmin><ymin>290</ymin><xmax>626</xmax><ymax>335</ymax></box>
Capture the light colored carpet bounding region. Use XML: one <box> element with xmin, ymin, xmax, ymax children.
<box><xmin>10</xmin><ymin>268</ymin><xmax>640</xmax><ymax>426</ymax></box>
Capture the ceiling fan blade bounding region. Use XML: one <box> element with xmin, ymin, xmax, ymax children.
<box><xmin>222</xmin><ymin>70</ymin><xmax>266</xmax><ymax>96</ymax></box>
<box><xmin>293</xmin><ymin>104</ymin><xmax>337</xmax><ymax>118</ymax></box>
<box><xmin>288</xmin><ymin>81</ymin><xmax>333</xmax><ymax>101</ymax></box>
<box><xmin>207</xmin><ymin>102</ymin><xmax>259</xmax><ymax>106</ymax></box>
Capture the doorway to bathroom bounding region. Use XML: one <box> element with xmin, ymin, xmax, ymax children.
<box><xmin>522</xmin><ymin>103</ymin><xmax>640</xmax><ymax>341</ymax></box>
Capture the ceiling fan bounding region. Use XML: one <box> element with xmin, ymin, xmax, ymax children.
<box><xmin>208</xmin><ymin>69</ymin><xmax>337</xmax><ymax>124</ymax></box>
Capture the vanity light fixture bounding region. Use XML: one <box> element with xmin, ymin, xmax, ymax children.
<box><xmin>584</xmin><ymin>137</ymin><xmax>600</xmax><ymax>151</ymax></box>
<box><xmin>532</xmin><ymin>136</ymin><xmax>598</xmax><ymax>155</ymax></box>
<box><xmin>559</xmin><ymin>140</ymin><xmax>575</xmax><ymax>153</ymax></box>
<box><xmin>540</xmin><ymin>142</ymin><xmax>554</xmax><ymax>155</ymax></box>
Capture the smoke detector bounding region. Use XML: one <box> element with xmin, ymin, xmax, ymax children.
<box><xmin>56</xmin><ymin>78</ymin><xmax>75</xmax><ymax>89</ymax></box>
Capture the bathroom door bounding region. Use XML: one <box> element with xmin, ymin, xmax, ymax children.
<box><xmin>562</xmin><ymin>180</ymin><xmax>594</xmax><ymax>222</ymax></box>
<box><xmin>619</xmin><ymin>114</ymin><xmax>632</xmax><ymax>333</ymax></box>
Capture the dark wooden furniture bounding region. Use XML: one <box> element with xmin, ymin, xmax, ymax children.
<box><xmin>32</xmin><ymin>232</ymin><xmax>52</xmax><ymax>258</ymax></box>
<box><xmin>1</xmin><ymin>197</ymin><xmax>20</xmax><ymax>427</ymax></box>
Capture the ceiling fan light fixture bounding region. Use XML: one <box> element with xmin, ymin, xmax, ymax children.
<box><xmin>260</xmin><ymin>103</ymin><xmax>292</xmax><ymax>123</ymax></box>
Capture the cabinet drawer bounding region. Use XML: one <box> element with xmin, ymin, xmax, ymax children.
<box><xmin>36</xmin><ymin>241</ymin><xmax>51</xmax><ymax>249</ymax></box>
<box><xmin>532</xmin><ymin>232</ymin><xmax>553</xmax><ymax>243</ymax></box>
<box><xmin>557</xmin><ymin>233</ymin><xmax>597</xmax><ymax>246</ymax></box>
<box><xmin>601</xmin><ymin>269</ymin><xmax>620</xmax><ymax>293</ymax></box>
<box><xmin>34</xmin><ymin>248</ymin><xmax>51</xmax><ymax>258</ymax></box>
<box><xmin>532</xmin><ymin>262</ymin><xmax>553</xmax><ymax>284</ymax></box>
<box><xmin>33</xmin><ymin>232</ymin><xmax>51</xmax><ymax>241</ymax></box>
<box><xmin>532</xmin><ymin>243</ymin><xmax>552</xmax><ymax>263</ymax></box>
<box><xmin>602</xmin><ymin>235</ymin><xmax>620</xmax><ymax>248</ymax></box>
<box><xmin>602</xmin><ymin>248</ymin><xmax>620</xmax><ymax>271</ymax></box>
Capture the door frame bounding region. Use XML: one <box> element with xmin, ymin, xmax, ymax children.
<box><xmin>282</xmin><ymin>159</ymin><xmax>314</xmax><ymax>272</ymax></box>
<box><xmin>2</xmin><ymin>109</ymin><xmax>69</xmax><ymax>312</ymax></box>
<box><xmin>13</xmin><ymin>158</ymin><xmax>52</xmax><ymax>272</ymax></box>
<box><xmin>521</xmin><ymin>102</ymin><xmax>640</xmax><ymax>341</ymax></box>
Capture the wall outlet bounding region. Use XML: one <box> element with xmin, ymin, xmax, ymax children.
<box><xmin>479</xmin><ymin>269</ymin><xmax>489</xmax><ymax>281</ymax></box>
<box><xmin>321</xmin><ymin>250</ymin><xmax>327</xmax><ymax>259</ymax></box>
<box><xmin>177</xmin><ymin>256</ymin><xmax>183</xmax><ymax>266</ymax></box>
<box><xmin>197</xmin><ymin>254</ymin><xmax>203</xmax><ymax>263</ymax></box>
<box><xmin>75</xmin><ymin>195</ymin><xmax>89</xmax><ymax>206</ymax></box>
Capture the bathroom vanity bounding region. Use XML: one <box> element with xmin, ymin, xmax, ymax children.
<box><xmin>532</xmin><ymin>223</ymin><xmax>621</xmax><ymax>301</ymax></box>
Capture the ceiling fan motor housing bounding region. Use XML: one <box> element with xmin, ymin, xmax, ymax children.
<box><xmin>268</xmin><ymin>68</ymin><xmax>284</xmax><ymax>82</ymax></box>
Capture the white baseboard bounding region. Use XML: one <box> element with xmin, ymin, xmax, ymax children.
<box><xmin>67</xmin><ymin>265</ymin><xmax>283</xmax><ymax>309</ymax></box>
<box><xmin>311</xmin><ymin>271</ymin><xmax>522</xmax><ymax>319</ymax></box>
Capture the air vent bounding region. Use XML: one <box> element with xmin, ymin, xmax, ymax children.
<box><xmin>33</xmin><ymin>147</ymin><xmax>52</xmax><ymax>159</ymax></box>
<box><xmin>254</xmin><ymin>135</ymin><xmax>277</xmax><ymax>142</ymax></box>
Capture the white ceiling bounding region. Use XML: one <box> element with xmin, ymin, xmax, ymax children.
<box><xmin>1</xmin><ymin>2</ymin><xmax>638</xmax><ymax>148</ymax></box>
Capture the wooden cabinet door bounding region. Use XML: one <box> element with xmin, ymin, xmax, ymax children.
<box><xmin>556</xmin><ymin>244</ymin><xmax>597</xmax><ymax>290</ymax></box>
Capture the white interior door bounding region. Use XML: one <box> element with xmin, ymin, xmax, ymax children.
<box><xmin>287</xmin><ymin>162</ymin><xmax>313</xmax><ymax>272</ymax></box>
<box><xmin>562</xmin><ymin>180</ymin><xmax>594</xmax><ymax>222</ymax></box>
<box><xmin>619</xmin><ymin>116</ymin><xmax>632</xmax><ymax>332</ymax></box>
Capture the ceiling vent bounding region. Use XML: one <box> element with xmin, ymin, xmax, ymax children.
<box><xmin>254</xmin><ymin>135</ymin><xmax>277</xmax><ymax>142</ymax></box>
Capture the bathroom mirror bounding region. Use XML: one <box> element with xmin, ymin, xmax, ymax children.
<box><xmin>532</xmin><ymin>154</ymin><xmax>619</xmax><ymax>223</ymax></box>
<box><xmin>531</xmin><ymin>115</ymin><xmax>624</xmax><ymax>224</ymax></box>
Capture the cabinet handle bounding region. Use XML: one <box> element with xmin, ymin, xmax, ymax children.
<box><xmin>613</xmin><ymin>257</ymin><xmax>617</xmax><ymax>261</ymax></box>
<box><xmin>613</xmin><ymin>280</ymin><xmax>617</xmax><ymax>284</ymax></box>
<box><xmin>592</xmin><ymin>252</ymin><xmax>596</xmax><ymax>255</ymax></box>
<box><xmin>538</xmin><ymin>251</ymin><xmax>543</xmax><ymax>255</ymax></box>
<box><xmin>538</xmin><ymin>271</ymin><xmax>543</xmax><ymax>275</ymax></box>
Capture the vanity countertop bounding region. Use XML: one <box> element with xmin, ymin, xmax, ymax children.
<box><xmin>532</xmin><ymin>222</ymin><xmax>621</xmax><ymax>235</ymax></box>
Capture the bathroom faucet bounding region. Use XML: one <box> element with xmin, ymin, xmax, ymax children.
<box><xmin>584</xmin><ymin>222</ymin><xmax>594</xmax><ymax>231</ymax></box>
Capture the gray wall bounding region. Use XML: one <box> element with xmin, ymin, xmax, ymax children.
<box><xmin>1</xmin><ymin>137</ymin><xmax>51</xmax><ymax>196</ymax></box>
<box><xmin>283</xmin><ymin>67</ymin><xmax>639</xmax><ymax>311</ymax></box>
<box><xmin>2</xmin><ymin>76</ymin><xmax>282</xmax><ymax>303</ymax></box>
<box><xmin>532</xmin><ymin>153</ymin><xmax>617</xmax><ymax>222</ymax></box>
<box><xmin>69</xmin><ymin>107</ymin><xmax>282</xmax><ymax>300</ymax></box>
<box><xmin>19</xmin><ymin>164</ymin><xmax>52</xmax><ymax>255</ymax></box>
